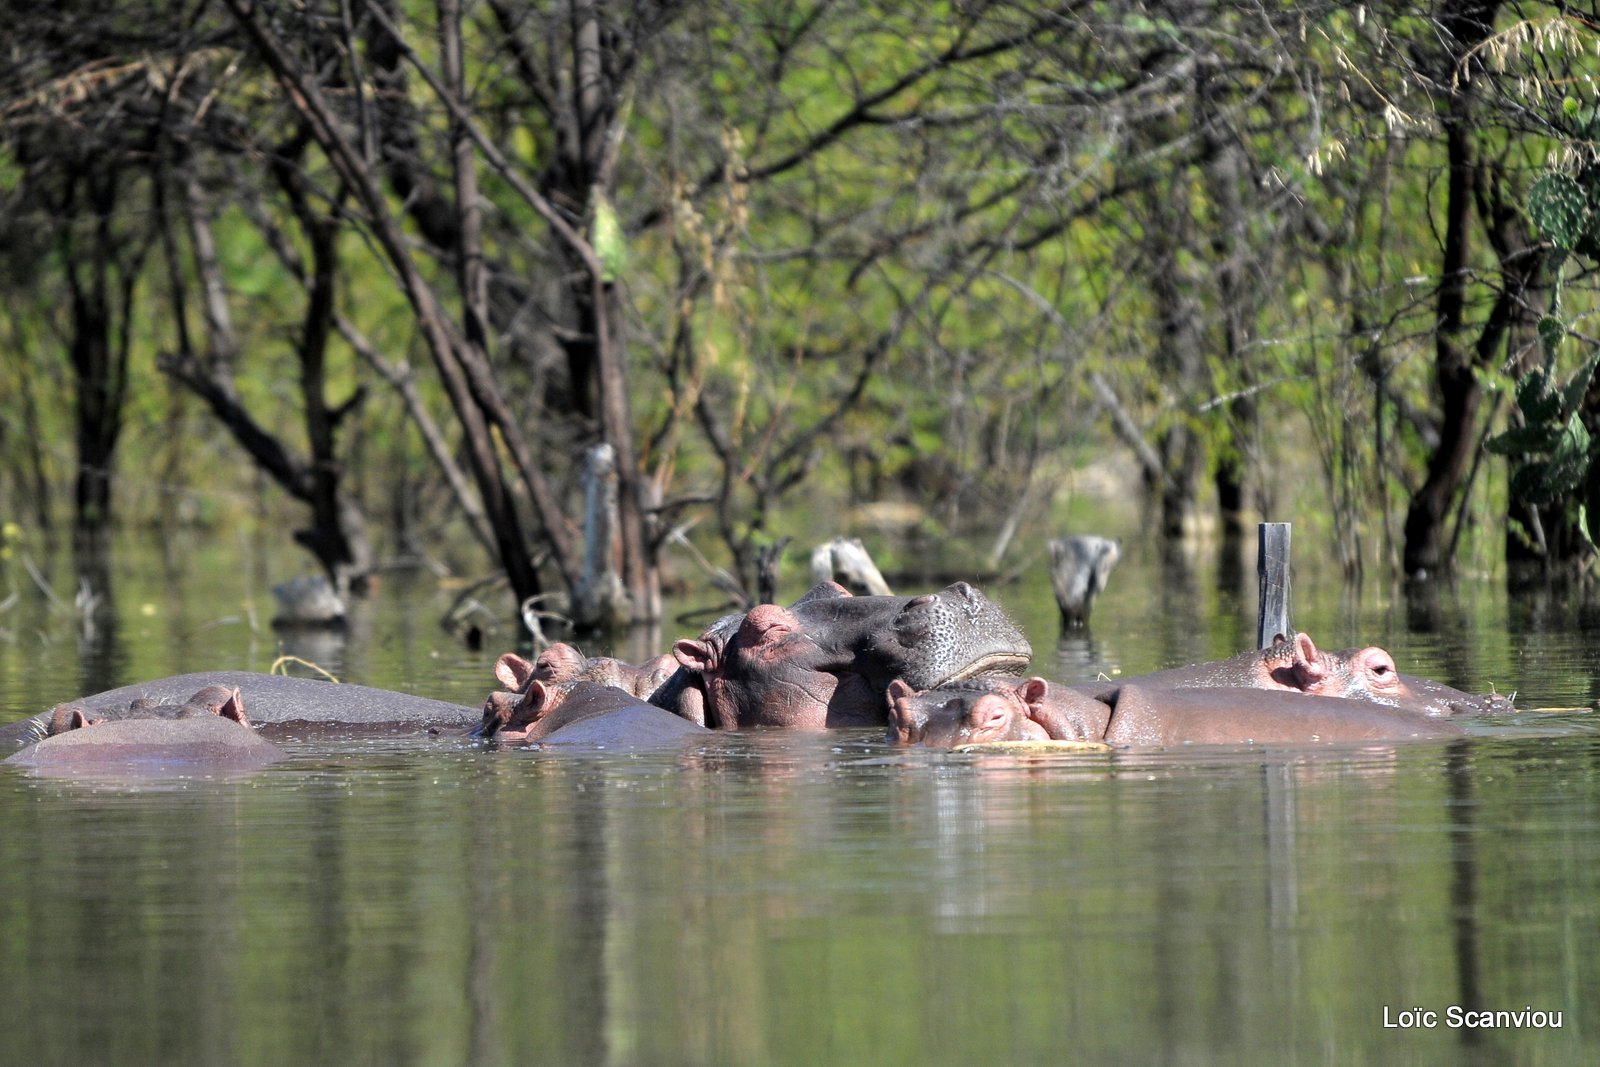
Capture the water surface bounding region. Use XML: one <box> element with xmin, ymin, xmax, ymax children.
<box><xmin>0</xmin><ymin>534</ymin><xmax>1595</xmax><ymax>1064</ymax></box>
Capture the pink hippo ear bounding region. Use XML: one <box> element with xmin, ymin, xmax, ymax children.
<box><xmin>217</xmin><ymin>689</ymin><xmax>249</xmax><ymax>725</ymax></box>
<box><xmin>518</xmin><ymin>680</ymin><xmax>551</xmax><ymax>715</ymax></box>
<box><xmin>1019</xmin><ymin>677</ymin><xmax>1050</xmax><ymax>706</ymax></box>
<box><xmin>884</xmin><ymin>679</ymin><xmax>922</xmax><ymax>744</ymax></box>
<box><xmin>673</xmin><ymin>638</ymin><xmax>718</xmax><ymax>673</ymax></box>
<box><xmin>48</xmin><ymin>704</ymin><xmax>93</xmax><ymax>735</ymax></box>
<box><xmin>1290</xmin><ymin>632</ymin><xmax>1328</xmax><ymax>691</ymax></box>
<box><xmin>495</xmin><ymin>653</ymin><xmax>537</xmax><ymax>692</ymax></box>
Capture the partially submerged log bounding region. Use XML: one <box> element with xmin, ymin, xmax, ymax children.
<box><xmin>1048</xmin><ymin>535</ymin><xmax>1120</xmax><ymax>629</ymax></box>
<box><xmin>809</xmin><ymin>537</ymin><xmax>892</xmax><ymax>596</ymax></box>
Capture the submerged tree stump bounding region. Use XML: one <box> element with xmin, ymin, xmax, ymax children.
<box><xmin>572</xmin><ymin>444</ymin><xmax>628</xmax><ymax>630</ymax></box>
<box><xmin>1048</xmin><ymin>535</ymin><xmax>1120</xmax><ymax>629</ymax></box>
<box><xmin>809</xmin><ymin>538</ymin><xmax>892</xmax><ymax>596</ymax></box>
<box><xmin>270</xmin><ymin>575</ymin><xmax>346</xmax><ymax>629</ymax></box>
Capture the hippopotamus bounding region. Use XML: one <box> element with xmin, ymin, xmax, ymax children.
<box><xmin>474</xmin><ymin>654</ymin><xmax>706</xmax><ymax>748</ymax></box>
<box><xmin>522</xmin><ymin>643</ymin><xmax>676</xmax><ymax>699</ymax></box>
<box><xmin>43</xmin><ymin>683</ymin><xmax>247</xmax><ymax>736</ymax></box>
<box><xmin>651</xmin><ymin>580</ymin><xmax>1033</xmax><ymax>729</ymax></box>
<box><xmin>887</xmin><ymin>676</ymin><xmax>1468</xmax><ymax>749</ymax></box>
<box><xmin>1082</xmin><ymin>632</ymin><xmax>1512</xmax><ymax>717</ymax></box>
<box><xmin>4</xmin><ymin>685</ymin><xmax>285</xmax><ymax>774</ymax></box>
<box><xmin>0</xmin><ymin>671</ymin><xmax>478</xmax><ymax>750</ymax></box>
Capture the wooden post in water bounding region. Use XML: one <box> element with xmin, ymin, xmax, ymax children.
<box><xmin>1256</xmin><ymin>522</ymin><xmax>1292</xmax><ymax>649</ymax></box>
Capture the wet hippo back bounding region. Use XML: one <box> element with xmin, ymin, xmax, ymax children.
<box><xmin>529</xmin><ymin>682</ymin><xmax>708</xmax><ymax>748</ymax></box>
<box><xmin>1102</xmin><ymin>686</ymin><xmax>1468</xmax><ymax>747</ymax></box>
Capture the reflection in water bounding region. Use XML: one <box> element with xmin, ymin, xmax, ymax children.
<box><xmin>2</xmin><ymin>731</ymin><xmax>1598</xmax><ymax>1063</ymax></box>
<box><xmin>73</xmin><ymin>535</ymin><xmax>128</xmax><ymax>698</ymax></box>
<box><xmin>1446</xmin><ymin>742</ymin><xmax>1485</xmax><ymax>1054</ymax></box>
<box><xmin>1053</xmin><ymin>630</ymin><xmax>1104</xmax><ymax>680</ymax></box>
<box><xmin>3</xmin><ymin>542</ymin><xmax>1600</xmax><ymax>1063</ymax></box>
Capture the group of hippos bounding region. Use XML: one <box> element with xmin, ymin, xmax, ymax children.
<box><xmin>0</xmin><ymin>580</ymin><xmax>1514</xmax><ymax>775</ymax></box>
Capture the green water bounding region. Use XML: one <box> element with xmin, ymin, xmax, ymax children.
<box><xmin>0</xmin><ymin>532</ymin><xmax>1596</xmax><ymax>1065</ymax></box>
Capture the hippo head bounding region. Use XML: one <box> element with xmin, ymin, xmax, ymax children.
<box><xmin>886</xmin><ymin>677</ymin><xmax>1050</xmax><ymax>747</ymax></box>
<box><xmin>1284</xmin><ymin>633</ymin><xmax>1513</xmax><ymax>716</ymax></box>
<box><xmin>666</xmin><ymin>582</ymin><xmax>1033</xmax><ymax>729</ymax></box>
<box><xmin>856</xmin><ymin>582</ymin><xmax>1033</xmax><ymax>691</ymax></box>
<box><xmin>672</xmin><ymin>604</ymin><xmax>844</xmax><ymax>728</ymax></box>
<box><xmin>474</xmin><ymin>652</ymin><xmax>570</xmax><ymax>739</ymax></box>
<box><xmin>529</xmin><ymin>642</ymin><xmax>677</xmax><ymax>699</ymax></box>
<box><xmin>45</xmin><ymin>686</ymin><xmax>249</xmax><ymax>736</ymax></box>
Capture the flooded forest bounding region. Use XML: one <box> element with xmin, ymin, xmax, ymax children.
<box><xmin>8</xmin><ymin>7</ymin><xmax>1600</xmax><ymax>1065</ymax></box>
<box><xmin>4</xmin><ymin>1</ymin><xmax>1600</xmax><ymax>623</ymax></box>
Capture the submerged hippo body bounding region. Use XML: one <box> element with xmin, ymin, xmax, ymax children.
<box><xmin>6</xmin><ymin>716</ymin><xmax>284</xmax><ymax>773</ymax></box>
<box><xmin>654</xmin><ymin>581</ymin><xmax>1033</xmax><ymax>729</ymax></box>
<box><xmin>889</xmin><ymin>676</ymin><xmax>1467</xmax><ymax>749</ymax></box>
<box><xmin>0</xmin><ymin>671</ymin><xmax>477</xmax><ymax>750</ymax></box>
<box><xmin>1082</xmin><ymin>632</ymin><xmax>1512</xmax><ymax>717</ymax></box>
<box><xmin>5</xmin><ymin>685</ymin><xmax>285</xmax><ymax>774</ymax></box>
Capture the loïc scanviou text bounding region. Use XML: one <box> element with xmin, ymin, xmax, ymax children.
<box><xmin>1383</xmin><ymin>1006</ymin><xmax>1563</xmax><ymax>1029</ymax></box>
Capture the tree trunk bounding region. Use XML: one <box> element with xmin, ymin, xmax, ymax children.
<box><xmin>1401</xmin><ymin>0</ymin><xmax>1501</xmax><ymax>577</ymax></box>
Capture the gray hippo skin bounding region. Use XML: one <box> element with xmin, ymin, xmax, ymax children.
<box><xmin>5</xmin><ymin>686</ymin><xmax>285</xmax><ymax>774</ymax></box>
<box><xmin>474</xmin><ymin>657</ymin><xmax>705</xmax><ymax>748</ymax></box>
<box><xmin>0</xmin><ymin>671</ymin><xmax>478</xmax><ymax>750</ymax></box>
<box><xmin>653</xmin><ymin>580</ymin><xmax>1032</xmax><ymax>729</ymax></box>
<box><xmin>888</xmin><ymin>676</ymin><xmax>1467</xmax><ymax>749</ymax></box>
<box><xmin>1077</xmin><ymin>632</ymin><xmax>1512</xmax><ymax>717</ymax></box>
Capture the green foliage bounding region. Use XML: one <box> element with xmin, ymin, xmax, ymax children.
<box><xmin>1487</xmin><ymin>344</ymin><xmax>1600</xmax><ymax>537</ymax></box>
<box><xmin>1528</xmin><ymin>172</ymin><xmax>1592</xmax><ymax>254</ymax></box>
<box><xmin>591</xmin><ymin>192</ymin><xmax>627</xmax><ymax>284</ymax></box>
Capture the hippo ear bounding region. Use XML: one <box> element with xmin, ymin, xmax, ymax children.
<box><xmin>673</xmin><ymin>638</ymin><xmax>719</xmax><ymax>673</ymax></box>
<box><xmin>495</xmin><ymin>653</ymin><xmax>536</xmax><ymax>692</ymax></box>
<box><xmin>885</xmin><ymin>679</ymin><xmax>923</xmax><ymax>744</ymax></box>
<box><xmin>217</xmin><ymin>689</ymin><xmax>248</xmax><ymax>725</ymax></box>
<box><xmin>1019</xmin><ymin>677</ymin><xmax>1050</xmax><ymax>707</ymax></box>
<box><xmin>48</xmin><ymin>704</ymin><xmax>91</xmax><ymax>736</ymax></box>
<box><xmin>1290</xmin><ymin>632</ymin><xmax>1327</xmax><ymax>689</ymax></box>
<box><xmin>521</xmin><ymin>680</ymin><xmax>550</xmax><ymax>713</ymax></box>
